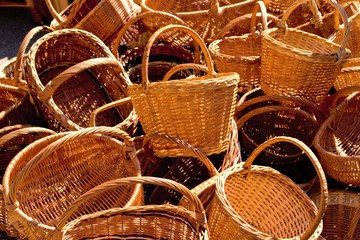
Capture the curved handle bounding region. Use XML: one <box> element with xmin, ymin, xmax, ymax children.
<box><xmin>0</xmin><ymin>127</ymin><xmax>56</xmax><ymax>145</ymax></box>
<box><xmin>37</xmin><ymin>58</ymin><xmax>130</xmax><ymax>101</ymax></box>
<box><xmin>7</xmin><ymin>126</ymin><xmax>141</xmax><ymax>207</ymax></box>
<box><xmin>54</xmin><ymin>176</ymin><xmax>206</xmax><ymax>231</ymax></box>
<box><xmin>332</xmin><ymin>0</ymin><xmax>359</xmax><ymax>32</ymax></box>
<box><xmin>144</xmin><ymin>134</ymin><xmax>219</xmax><ymax>177</ymax></box>
<box><xmin>281</xmin><ymin>0</ymin><xmax>350</xmax><ymax>63</ymax></box>
<box><xmin>332</xmin><ymin>90</ymin><xmax>360</xmax><ymax>115</ymax></box>
<box><xmin>328</xmin><ymin>86</ymin><xmax>360</xmax><ymax>111</ymax></box>
<box><xmin>45</xmin><ymin>0</ymin><xmax>64</xmax><ymax>27</ymax></box>
<box><xmin>14</xmin><ymin>26</ymin><xmax>54</xmax><ymax>84</ymax></box>
<box><xmin>250</xmin><ymin>1</ymin><xmax>268</xmax><ymax>39</ymax></box>
<box><xmin>243</xmin><ymin>136</ymin><xmax>328</xmax><ymax>240</ymax></box>
<box><xmin>141</xmin><ymin>24</ymin><xmax>216</xmax><ymax>89</ymax></box>
<box><xmin>89</xmin><ymin>97</ymin><xmax>131</xmax><ymax>127</ymax></box>
<box><xmin>111</xmin><ymin>11</ymin><xmax>185</xmax><ymax>58</ymax></box>
<box><xmin>163</xmin><ymin>63</ymin><xmax>209</xmax><ymax>82</ymax></box>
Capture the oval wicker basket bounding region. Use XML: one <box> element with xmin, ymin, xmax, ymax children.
<box><xmin>54</xmin><ymin>176</ymin><xmax>209</xmax><ymax>240</ymax></box>
<box><xmin>260</xmin><ymin>0</ymin><xmax>351</xmax><ymax>103</ymax></box>
<box><xmin>26</xmin><ymin>29</ymin><xmax>135</xmax><ymax>132</ymax></box>
<box><xmin>314</xmin><ymin>90</ymin><xmax>360</xmax><ymax>186</ymax></box>
<box><xmin>3</xmin><ymin>126</ymin><xmax>143</xmax><ymax>240</ymax></box>
<box><xmin>0</xmin><ymin>125</ymin><xmax>56</xmax><ymax>239</ymax></box>
<box><xmin>207</xmin><ymin>136</ymin><xmax>328</xmax><ymax>239</ymax></box>
<box><xmin>128</xmin><ymin>24</ymin><xmax>239</xmax><ymax>158</ymax></box>
<box><xmin>312</xmin><ymin>189</ymin><xmax>360</xmax><ymax>240</ymax></box>
<box><xmin>46</xmin><ymin>0</ymin><xmax>141</xmax><ymax>44</ymax></box>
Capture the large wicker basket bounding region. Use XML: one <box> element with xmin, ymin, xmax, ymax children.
<box><xmin>260</xmin><ymin>0</ymin><xmax>351</xmax><ymax>103</ymax></box>
<box><xmin>3</xmin><ymin>126</ymin><xmax>143</xmax><ymax>240</ymax></box>
<box><xmin>206</xmin><ymin>136</ymin><xmax>328</xmax><ymax>239</ymax></box>
<box><xmin>128</xmin><ymin>24</ymin><xmax>239</xmax><ymax>158</ymax></box>
<box><xmin>312</xmin><ymin>189</ymin><xmax>360</xmax><ymax>240</ymax></box>
<box><xmin>209</xmin><ymin>1</ymin><xmax>278</xmax><ymax>92</ymax></box>
<box><xmin>26</xmin><ymin>29</ymin><xmax>134</xmax><ymax>132</ymax></box>
<box><xmin>314</xmin><ymin>90</ymin><xmax>360</xmax><ymax>186</ymax></box>
<box><xmin>140</xmin><ymin>0</ymin><xmax>257</xmax><ymax>43</ymax></box>
<box><xmin>0</xmin><ymin>125</ymin><xmax>55</xmax><ymax>239</ymax></box>
<box><xmin>46</xmin><ymin>0</ymin><xmax>141</xmax><ymax>44</ymax></box>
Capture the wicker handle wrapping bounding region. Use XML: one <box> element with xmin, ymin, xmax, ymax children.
<box><xmin>142</xmin><ymin>24</ymin><xmax>216</xmax><ymax>88</ymax></box>
<box><xmin>243</xmin><ymin>136</ymin><xmax>328</xmax><ymax>240</ymax></box>
<box><xmin>281</xmin><ymin>0</ymin><xmax>350</xmax><ymax>62</ymax></box>
<box><xmin>7</xmin><ymin>126</ymin><xmax>141</xmax><ymax>206</ymax></box>
<box><xmin>111</xmin><ymin>11</ymin><xmax>185</xmax><ymax>58</ymax></box>
<box><xmin>145</xmin><ymin>134</ymin><xmax>219</xmax><ymax>177</ymax></box>
<box><xmin>163</xmin><ymin>63</ymin><xmax>209</xmax><ymax>81</ymax></box>
<box><xmin>13</xmin><ymin>26</ymin><xmax>54</xmax><ymax>85</ymax></box>
<box><xmin>54</xmin><ymin>176</ymin><xmax>207</xmax><ymax>231</ymax></box>
<box><xmin>37</xmin><ymin>58</ymin><xmax>130</xmax><ymax>101</ymax></box>
<box><xmin>89</xmin><ymin>97</ymin><xmax>132</xmax><ymax>127</ymax></box>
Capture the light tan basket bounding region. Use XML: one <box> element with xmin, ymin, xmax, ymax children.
<box><xmin>52</xmin><ymin>176</ymin><xmax>209</xmax><ymax>240</ymax></box>
<box><xmin>128</xmin><ymin>24</ymin><xmax>239</xmax><ymax>158</ymax></box>
<box><xmin>260</xmin><ymin>0</ymin><xmax>351</xmax><ymax>103</ymax></box>
<box><xmin>209</xmin><ymin>1</ymin><xmax>278</xmax><ymax>92</ymax></box>
<box><xmin>314</xmin><ymin>89</ymin><xmax>360</xmax><ymax>186</ymax></box>
<box><xmin>140</xmin><ymin>0</ymin><xmax>257</xmax><ymax>43</ymax></box>
<box><xmin>46</xmin><ymin>0</ymin><xmax>141</xmax><ymax>44</ymax></box>
<box><xmin>207</xmin><ymin>136</ymin><xmax>328</xmax><ymax>239</ymax></box>
<box><xmin>3</xmin><ymin>126</ymin><xmax>143</xmax><ymax>240</ymax></box>
<box><xmin>312</xmin><ymin>189</ymin><xmax>360</xmax><ymax>240</ymax></box>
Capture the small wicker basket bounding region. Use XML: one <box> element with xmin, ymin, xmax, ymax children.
<box><xmin>260</xmin><ymin>0</ymin><xmax>351</xmax><ymax>103</ymax></box>
<box><xmin>128</xmin><ymin>24</ymin><xmax>239</xmax><ymax>158</ymax></box>
<box><xmin>314</xmin><ymin>90</ymin><xmax>360</xmax><ymax>186</ymax></box>
<box><xmin>54</xmin><ymin>177</ymin><xmax>209</xmax><ymax>240</ymax></box>
<box><xmin>3</xmin><ymin>126</ymin><xmax>143</xmax><ymax>240</ymax></box>
<box><xmin>207</xmin><ymin>136</ymin><xmax>328</xmax><ymax>239</ymax></box>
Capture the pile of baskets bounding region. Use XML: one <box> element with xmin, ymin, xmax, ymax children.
<box><xmin>0</xmin><ymin>0</ymin><xmax>359</xmax><ymax>239</ymax></box>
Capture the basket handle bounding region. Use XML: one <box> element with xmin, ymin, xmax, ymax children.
<box><xmin>144</xmin><ymin>134</ymin><xmax>219</xmax><ymax>177</ymax></box>
<box><xmin>13</xmin><ymin>26</ymin><xmax>54</xmax><ymax>86</ymax></box>
<box><xmin>45</xmin><ymin>0</ymin><xmax>65</xmax><ymax>27</ymax></box>
<box><xmin>7</xmin><ymin>126</ymin><xmax>141</xmax><ymax>208</ymax></box>
<box><xmin>0</xmin><ymin>127</ymin><xmax>56</xmax><ymax>145</ymax></box>
<box><xmin>141</xmin><ymin>24</ymin><xmax>216</xmax><ymax>89</ymax></box>
<box><xmin>54</xmin><ymin>176</ymin><xmax>207</xmax><ymax>231</ymax></box>
<box><xmin>243</xmin><ymin>136</ymin><xmax>328</xmax><ymax>240</ymax></box>
<box><xmin>37</xmin><ymin>57</ymin><xmax>130</xmax><ymax>102</ymax></box>
<box><xmin>89</xmin><ymin>96</ymin><xmax>132</xmax><ymax>127</ymax></box>
<box><xmin>250</xmin><ymin>1</ymin><xmax>268</xmax><ymax>39</ymax></box>
<box><xmin>111</xmin><ymin>11</ymin><xmax>185</xmax><ymax>58</ymax></box>
<box><xmin>281</xmin><ymin>0</ymin><xmax>350</xmax><ymax>63</ymax></box>
<box><xmin>332</xmin><ymin>0</ymin><xmax>359</xmax><ymax>32</ymax></box>
<box><xmin>328</xmin><ymin>86</ymin><xmax>360</xmax><ymax>111</ymax></box>
<box><xmin>163</xmin><ymin>63</ymin><xmax>209</xmax><ymax>81</ymax></box>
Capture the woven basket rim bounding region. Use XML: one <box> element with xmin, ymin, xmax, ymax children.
<box><xmin>262</xmin><ymin>27</ymin><xmax>352</xmax><ymax>62</ymax></box>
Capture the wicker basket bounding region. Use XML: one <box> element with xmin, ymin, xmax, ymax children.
<box><xmin>3</xmin><ymin>126</ymin><xmax>143</xmax><ymax>240</ymax></box>
<box><xmin>209</xmin><ymin>1</ymin><xmax>278</xmax><ymax>92</ymax></box>
<box><xmin>52</xmin><ymin>176</ymin><xmax>209</xmax><ymax>240</ymax></box>
<box><xmin>235</xmin><ymin>89</ymin><xmax>324</xmax><ymax>165</ymax></box>
<box><xmin>46</xmin><ymin>0</ymin><xmax>141</xmax><ymax>44</ymax></box>
<box><xmin>206</xmin><ymin>136</ymin><xmax>328</xmax><ymax>239</ymax></box>
<box><xmin>0</xmin><ymin>125</ymin><xmax>55</xmax><ymax>239</ymax></box>
<box><xmin>260</xmin><ymin>0</ymin><xmax>351</xmax><ymax>103</ymax></box>
<box><xmin>140</xmin><ymin>0</ymin><xmax>257</xmax><ymax>43</ymax></box>
<box><xmin>334</xmin><ymin>57</ymin><xmax>360</xmax><ymax>90</ymax></box>
<box><xmin>312</xmin><ymin>189</ymin><xmax>360</xmax><ymax>240</ymax></box>
<box><xmin>128</xmin><ymin>24</ymin><xmax>239</xmax><ymax>157</ymax></box>
<box><xmin>314</xmin><ymin>90</ymin><xmax>360</xmax><ymax>186</ymax></box>
<box><xmin>26</xmin><ymin>29</ymin><xmax>134</xmax><ymax>132</ymax></box>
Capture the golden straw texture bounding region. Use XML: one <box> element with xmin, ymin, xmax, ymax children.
<box><xmin>207</xmin><ymin>136</ymin><xmax>328</xmax><ymax>239</ymax></box>
<box><xmin>55</xmin><ymin>177</ymin><xmax>209</xmax><ymax>240</ymax></box>
<box><xmin>128</xmin><ymin>24</ymin><xmax>239</xmax><ymax>157</ymax></box>
<box><xmin>260</xmin><ymin>0</ymin><xmax>351</xmax><ymax>103</ymax></box>
<box><xmin>334</xmin><ymin>57</ymin><xmax>360</xmax><ymax>90</ymax></box>
<box><xmin>3</xmin><ymin>126</ymin><xmax>143</xmax><ymax>240</ymax></box>
<box><xmin>314</xmin><ymin>90</ymin><xmax>360</xmax><ymax>186</ymax></box>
